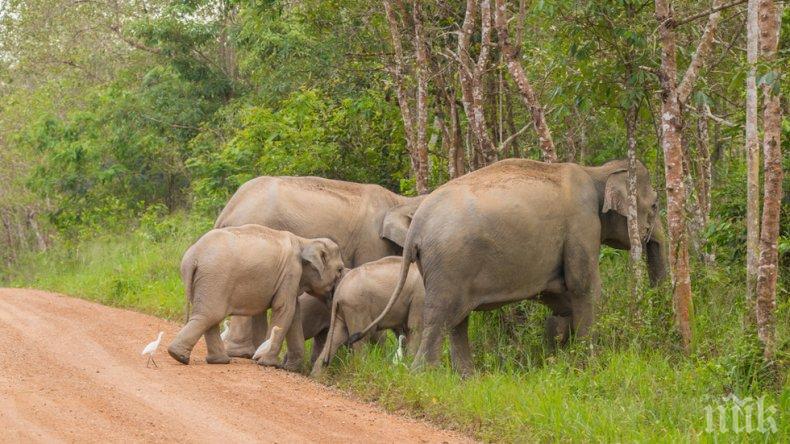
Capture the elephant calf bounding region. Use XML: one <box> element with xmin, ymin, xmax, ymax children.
<box><xmin>311</xmin><ymin>256</ymin><xmax>424</xmax><ymax>376</ymax></box>
<box><xmin>168</xmin><ymin>224</ymin><xmax>344</xmax><ymax>369</ymax></box>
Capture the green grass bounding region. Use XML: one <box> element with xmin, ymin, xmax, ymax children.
<box><xmin>3</xmin><ymin>213</ymin><xmax>787</xmax><ymax>442</ymax></box>
<box><xmin>4</xmin><ymin>213</ymin><xmax>212</xmax><ymax>320</ymax></box>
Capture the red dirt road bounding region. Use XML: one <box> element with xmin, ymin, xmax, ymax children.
<box><xmin>0</xmin><ymin>289</ymin><xmax>472</xmax><ymax>443</ymax></box>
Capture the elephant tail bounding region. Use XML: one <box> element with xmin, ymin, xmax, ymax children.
<box><xmin>182</xmin><ymin>258</ymin><xmax>198</xmax><ymax>323</ymax></box>
<box><xmin>321</xmin><ymin>296</ymin><xmax>341</xmax><ymax>366</ymax></box>
<box><xmin>348</xmin><ymin>236</ymin><xmax>416</xmax><ymax>345</ymax></box>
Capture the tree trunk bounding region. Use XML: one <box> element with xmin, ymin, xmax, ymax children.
<box><xmin>655</xmin><ymin>0</ymin><xmax>693</xmax><ymax>352</ymax></box>
<box><xmin>625</xmin><ymin>105</ymin><xmax>644</xmax><ymax>296</ymax></box>
<box><xmin>458</xmin><ymin>0</ymin><xmax>497</xmax><ymax>167</ymax></box>
<box><xmin>745</xmin><ymin>0</ymin><xmax>761</xmax><ymax>301</ymax></box>
<box><xmin>754</xmin><ymin>0</ymin><xmax>782</xmax><ymax>361</ymax></box>
<box><xmin>1</xmin><ymin>210</ymin><xmax>17</xmax><ymax>265</ymax></box>
<box><xmin>695</xmin><ymin>103</ymin><xmax>714</xmax><ymax>263</ymax></box>
<box><xmin>412</xmin><ymin>0</ymin><xmax>430</xmax><ymax>195</ymax></box>
<box><xmin>493</xmin><ymin>0</ymin><xmax>557</xmax><ymax>163</ymax></box>
<box><xmin>448</xmin><ymin>92</ymin><xmax>465</xmax><ymax>178</ymax></box>
<box><xmin>27</xmin><ymin>210</ymin><xmax>48</xmax><ymax>251</ymax></box>
<box><xmin>676</xmin><ymin>0</ymin><xmax>725</xmax><ymax>105</ymax></box>
<box><xmin>382</xmin><ymin>0</ymin><xmax>429</xmax><ymax>194</ymax></box>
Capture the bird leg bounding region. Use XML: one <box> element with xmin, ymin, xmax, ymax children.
<box><xmin>151</xmin><ymin>356</ymin><xmax>158</xmax><ymax>368</ymax></box>
<box><xmin>146</xmin><ymin>356</ymin><xmax>151</xmax><ymax>368</ymax></box>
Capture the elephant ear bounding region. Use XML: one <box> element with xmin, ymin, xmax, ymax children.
<box><xmin>602</xmin><ymin>169</ymin><xmax>629</xmax><ymax>217</ymax></box>
<box><xmin>380</xmin><ymin>202</ymin><xmax>418</xmax><ymax>247</ymax></box>
<box><xmin>300</xmin><ymin>241</ymin><xmax>327</xmax><ymax>277</ymax></box>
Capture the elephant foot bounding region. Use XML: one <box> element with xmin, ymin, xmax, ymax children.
<box><xmin>255</xmin><ymin>354</ymin><xmax>280</xmax><ymax>368</ymax></box>
<box><xmin>225</xmin><ymin>342</ymin><xmax>255</xmax><ymax>359</ymax></box>
<box><xmin>281</xmin><ymin>357</ymin><xmax>303</xmax><ymax>373</ymax></box>
<box><xmin>206</xmin><ymin>353</ymin><xmax>231</xmax><ymax>365</ymax></box>
<box><xmin>544</xmin><ymin>315</ymin><xmax>571</xmax><ymax>351</ymax></box>
<box><xmin>167</xmin><ymin>344</ymin><xmax>191</xmax><ymax>365</ymax></box>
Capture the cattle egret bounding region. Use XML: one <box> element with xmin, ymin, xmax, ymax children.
<box><xmin>252</xmin><ymin>326</ymin><xmax>282</xmax><ymax>361</ymax></box>
<box><xmin>220</xmin><ymin>319</ymin><xmax>230</xmax><ymax>341</ymax></box>
<box><xmin>142</xmin><ymin>331</ymin><xmax>164</xmax><ymax>368</ymax></box>
<box><xmin>392</xmin><ymin>334</ymin><xmax>406</xmax><ymax>365</ymax></box>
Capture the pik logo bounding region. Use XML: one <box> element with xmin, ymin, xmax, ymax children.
<box><xmin>704</xmin><ymin>394</ymin><xmax>778</xmax><ymax>434</ymax></box>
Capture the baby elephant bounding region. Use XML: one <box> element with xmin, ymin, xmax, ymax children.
<box><xmin>168</xmin><ymin>224</ymin><xmax>344</xmax><ymax>368</ymax></box>
<box><xmin>311</xmin><ymin>256</ymin><xmax>424</xmax><ymax>376</ymax></box>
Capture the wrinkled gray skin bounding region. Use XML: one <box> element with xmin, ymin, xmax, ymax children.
<box><xmin>354</xmin><ymin>159</ymin><xmax>668</xmax><ymax>376</ymax></box>
<box><xmin>167</xmin><ymin>225</ymin><xmax>344</xmax><ymax>370</ymax></box>
<box><xmin>299</xmin><ymin>294</ymin><xmax>331</xmax><ymax>365</ymax></box>
<box><xmin>311</xmin><ymin>256</ymin><xmax>424</xmax><ymax>377</ymax></box>
<box><xmin>214</xmin><ymin>176</ymin><xmax>422</xmax><ymax>358</ymax></box>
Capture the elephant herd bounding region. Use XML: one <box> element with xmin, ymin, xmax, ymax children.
<box><xmin>168</xmin><ymin>158</ymin><xmax>668</xmax><ymax>376</ymax></box>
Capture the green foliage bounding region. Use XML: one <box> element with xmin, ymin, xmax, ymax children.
<box><xmin>188</xmin><ymin>88</ymin><xmax>408</xmax><ymax>213</ymax></box>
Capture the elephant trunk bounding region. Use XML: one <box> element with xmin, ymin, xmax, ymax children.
<box><xmin>645</xmin><ymin>218</ymin><xmax>668</xmax><ymax>286</ymax></box>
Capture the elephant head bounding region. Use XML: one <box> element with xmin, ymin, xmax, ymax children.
<box><xmin>300</xmin><ymin>238</ymin><xmax>345</xmax><ymax>298</ymax></box>
<box><xmin>594</xmin><ymin>160</ymin><xmax>668</xmax><ymax>285</ymax></box>
<box><xmin>379</xmin><ymin>196</ymin><xmax>425</xmax><ymax>248</ymax></box>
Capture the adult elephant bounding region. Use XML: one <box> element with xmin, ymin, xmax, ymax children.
<box><xmin>352</xmin><ymin>159</ymin><xmax>667</xmax><ymax>375</ymax></box>
<box><xmin>214</xmin><ymin>176</ymin><xmax>424</xmax><ymax>358</ymax></box>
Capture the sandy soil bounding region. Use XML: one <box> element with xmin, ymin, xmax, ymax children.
<box><xmin>0</xmin><ymin>289</ymin><xmax>473</xmax><ymax>443</ymax></box>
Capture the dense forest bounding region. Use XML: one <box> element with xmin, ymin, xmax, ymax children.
<box><xmin>1</xmin><ymin>0</ymin><xmax>787</xmax><ymax>440</ymax></box>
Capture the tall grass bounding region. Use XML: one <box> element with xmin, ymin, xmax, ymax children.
<box><xmin>3</xmin><ymin>213</ymin><xmax>787</xmax><ymax>442</ymax></box>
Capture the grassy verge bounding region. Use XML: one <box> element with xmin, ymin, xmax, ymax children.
<box><xmin>3</xmin><ymin>214</ymin><xmax>787</xmax><ymax>442</ymax></box>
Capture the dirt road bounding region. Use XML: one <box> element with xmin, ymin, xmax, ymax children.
<box><xmin>0</xmin><ymin>289</ymin><xmax>471</xmax><ymax>443</ymax></box>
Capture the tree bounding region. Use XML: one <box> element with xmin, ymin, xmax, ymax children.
<box><xmin>745</xmin><ymin>0</ymin><xmax>761</xmax><ymax>302</ymax></box>
<box><xmin>457</xmin><ymin>0</ymin><xmax>497</xmax><ymax>167</ymax></box>
<box><xmin>494</xmin><ymin>0</ymin><xmax>557</xmax><ymax>163</ymax></box>
<box><xmin>754</xmin><ymin>0</ymin><xmax>783</xmax><ymax>360</ymax></box>
<box><xmin>655</xmin><ymin>0</ymin><xmax>693</xmax><ymax>351</ymax></box>
<box><xmin>382</xmin><ymin>0</ymin><xmax>430</xmax><ymax>194</ymax></box>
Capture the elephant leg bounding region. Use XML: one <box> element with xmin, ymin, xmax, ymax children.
<box><xmin>169</xmin><ymin>312</ymin><xmax>217</xmax><ymax>365</ymax></box>
<box><xmin>310</xmin><ymin>330</ymin><xmax>328</xmax><ymax>366</ymax></box>
<box><xmin>563</xmin><ymin>225</ymin><xmax>602</xmax><ymax>340</ymax></box>
<box><xmin>449</xmin><ymin>316</ymin><xmax>473</xmax><ymax>377</ymax></box>
<box><xmin>405</xmin><ymin>309</ymin><xmax>422</xmax><ymax>358</ymax></box>
<box><xmin>205</xmin><ymin>323</ymin><xmax>231</xmax><ymax>364</ymax></box>
<box><xmin>257</xmin><ymin>281</ymin><xmax>299</xmax><ymax>367</ymax></box>
<box><xmin>310</xmin><ymin>319</ymin><xmax>349</xmax><ymax>377</ymax></box>
<box><xmin>540</xmin><ymin>293</ymin><xmax>572</xmax><ymax>350</ymax></box>
<box><xmin>544</xmin><ymin>315</ymin><xmax>571</xmax><ymax>351</ymax></box>
<box><xmin>224</xmin><ymin>316</ymin><xmax>256</xmax><ymax>358</ymax></box>
<box><xmin>282</xmin><ymin>302</ymin><xmax>305</xmax><ymax>373</ymax></box>
<box><xmin>413</xmin><ymin>296</ymin><xmax>459</xmax><ymax>371</ymax></box>
<box><xmin>370</xmin><ymin>330</ymin><xmax>388</xmax><ymax>347</ymax></box>
<box><xmin>251</xmin><ymin>312</ymin><xmax>269</xmax><ymax>348</ymax></box>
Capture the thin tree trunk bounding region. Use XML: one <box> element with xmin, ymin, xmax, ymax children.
<box><xmin>655</xmin><ymin>0</ymin><xmax>693</xmax><ymax>352</ymax></box>
<box><xmin>412</xmin><ymin>0</ymin><xmax>430</xmax><ymax>195</ymax></box>
<box><xmin>695</xmin><ymin>103</ymin><xmax>714</xmax><ymax>263</ymax></box>
<box><xmin>754</xmin><ymin>0</ymin><xmax>782</xmax><ymax>361</ymax></box>
<box><xmin>493</xmin><ymin>0</ymin><xmax>557</xmax><ymax>163</ymax></box>
<box><xmin>624</xmin><ymin>2</ymin><xmax>643</xmax><ymax>292</ymax></box>
<box><xmin>448</xmin><ymin>92</ymin><xmax>465</xmax><ymax>177</ymax></box>
<box><xmin>458</xmin><ymin>0</ymin><xmax>497</xmax><ymax>166</ymax></box>
<box><xmin>1</xmin><ymin>210</ymin><xmax>17</xmax><ymax>264</ymax></box>
<box><xmin>676</xmin><ymin>0</ymin><xmax>725</xmax><ymax>105</ymax></box>
<box><xmin>745</xmin><ymin>0</ymin><xmax>761</xmax><ymax>300</ymax></box>
<box><xmin>576</xmin><ymin>106</ymin><xmax>588</xmax><ymax>165</ymax></box>
<box><xmin>625</xmin><ymin>105</ymin><xmax>644</xmax><ymax>295</ymax></box>
<box><xmin>382</xmin><ymin>0</ymin><xmax>428</xmax><ymax>194</ymax></box>
<box><xmin>27</xmin><ymin>210</ymin><xmax>48</xmax><ymax>251</ymax></box>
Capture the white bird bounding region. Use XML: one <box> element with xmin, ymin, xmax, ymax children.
<box><xmin>142</xmin><ymin>331</ymin><xmax>164</xmax><ymax>368</ymax></box>
<box><xmin>392</xmin><ymin>334</ymin><xmax>406</xmax><ymax>365</ymax></box>
<box><xmin>220</xmin><ymin>319</ymin><xmax>230</xmax><ymax>341</ymax></box>
<box><xmin>252</xmin><ymin>326</ymin><xmax>283</xmax><ymax>362</ymax></box>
